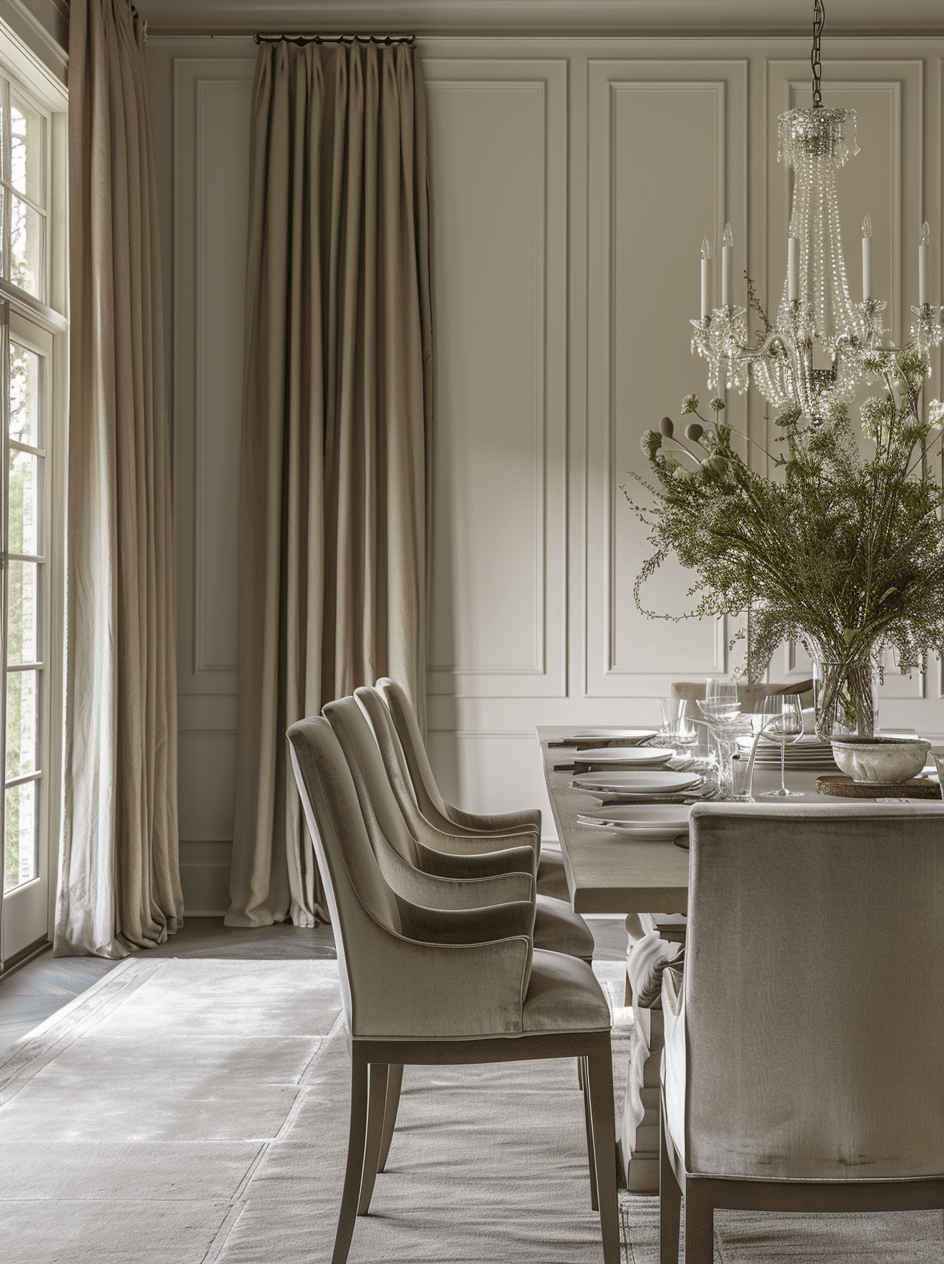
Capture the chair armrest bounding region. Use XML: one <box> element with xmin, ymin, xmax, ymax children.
<box><xmin>378</xmin><ymin>843</ymin><xmax>535</xmax><ymax>909</ymax></box>
<box><xmin>446</xmin><ymin>804</ymin><xmax>543</xmax><ymax>836</ymax></box>
<box><xmin>349</xmin><ymin>923</ymin><xmax>534</xmax><ymax>1039</ymax></box>
<box><xmin>413</xmin><ymin>834</ymin><xmax>536</xmax><ymax>878</ymax></box>
<box><xmin>397</xmin><ymin>896</ymin><xmax>536</xmax><ymax>944</ymax></box>
<box><xmin>411</xmin><ymin>795</ymin><xmax>541</xmax><ymax>847</ymax></box>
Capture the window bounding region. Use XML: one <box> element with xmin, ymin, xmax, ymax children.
<box><xmin>0</xmin><ymin>25</ymin><xmax>66</xmax><ymax>967</ymax></box>
<box><xmin>3</xmin><ymin>79</ymin><xmax>48</xmax><ymax>300</ymax></box>
<box><xmin>5</xmin><ymin>314</ymin><xmax>49</xmax><ymax>898</ymax></box>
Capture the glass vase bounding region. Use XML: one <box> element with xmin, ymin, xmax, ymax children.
<box><xmin>813</xmin><ymin>659</ymin><xmax>880</xmax><ymax>741</ymax></box>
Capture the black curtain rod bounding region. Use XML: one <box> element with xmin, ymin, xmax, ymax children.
<box><xmin>253</xmin><ymin>33</ymin><xmax>416</xmax><ymax>46</ymax></box>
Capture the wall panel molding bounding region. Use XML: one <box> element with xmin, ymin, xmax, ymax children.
<box><xmin>585</xmin><ymin>59</ymin><xmax>749</xmax><ymax>696</ymax></box>
<box><xmin>423</xmin><ymin>56</ymin><xmax>569</xmax><ymax>699</ymax></box>
<box><xmin>173</xmin><ymin>57</ymin><xmax>256</xmax><ymax>697</ymax></box>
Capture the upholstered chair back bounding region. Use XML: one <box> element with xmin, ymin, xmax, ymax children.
<box><xmin>286</xmin><ymin>716</ymin><xmax>405</xmax><ymax>1033</ymax></box>
<box><xmin>355</xmin><ymin>684</ymin><xmax>432</xmax><ymax>818</ymax></box>
<box><xmin>677</xmin><ymin>802</ymin><xmax>944</xmax><ymax>1183</ymax></box>
<box><xmin>322</xmin><ymin>695</ymin><xmax>423</xmax><ymax>868</ymax></box>
<box><xmin>375</xmin><ymin>676</ymin><xmax>451</xmax><ymax>816</ymax></box>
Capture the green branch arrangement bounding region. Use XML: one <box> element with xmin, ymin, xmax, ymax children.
<box><xmin>626</xmin><ymin>351</ymin><xmax>944</xmax><ymax>681</ymax></box>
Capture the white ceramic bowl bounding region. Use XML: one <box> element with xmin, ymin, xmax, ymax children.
<box><xmin>829</xmin><ymin>737</ymin><xmax>931</xmax><ymax>784</ymax></box>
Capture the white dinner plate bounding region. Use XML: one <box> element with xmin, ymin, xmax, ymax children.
<box><xmin>571</xmin><ymin>746</ymin><xmax>674</xmax><ymax>767</ymax></box>
<box><xmin>578</xmin><ymin>804</ymin><xmax>694</xmax><ymax>839</ymax></box>
<box><xmin>571</xmin><ymin>770</ymin><xmax>703</xmax><ymax>795</ymax></box>
<box><xmin>563</xmin><ymin>728</ymin><xmax>658</xmax><ymax>745</ymax></box>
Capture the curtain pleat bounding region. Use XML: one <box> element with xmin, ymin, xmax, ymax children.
<box><xmin>227</xmin><ymin>40</ymin><xmax>432</xmax><ymax>927</ymax></box>
<box><xmin>55</xmin><ymin>0</ymin><xmax>181</xmax><ymax>956</ymax></box>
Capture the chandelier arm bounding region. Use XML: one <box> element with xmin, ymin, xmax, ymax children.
<box><xmin>734</xmin><ymin>330</ymin><xmax>790</xmax><ymax>362</ymax></box>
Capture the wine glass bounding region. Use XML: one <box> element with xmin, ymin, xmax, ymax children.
<box><xmin>756</xmin><ymin>694</ymin><xmax>804</xmax><ymax>797</ymax></box>
<box><xmin>697</xmin><ymin>680</ymin><xmax>742</xmax><ymax>787</ymax></box>
<box><xmin>701</xmin><ymin>678</ymin><xmax>741</xmax><ymax>722</ymax></box>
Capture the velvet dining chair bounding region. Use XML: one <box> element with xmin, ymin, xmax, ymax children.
<box><xmin>323</xmin><ymin>692</ymin><xmax>596</xmax><ymax>1172</ymax></box>
<box><xmin>659</xmin><ymin>801</ymin><xmax>944</xmax><ymax>1264</ymax></box>
<box><xmin>287</xmin><ymin>715</ymin><xmax>621</xmax><ymax>1264</ymax></box>
<box><xmin>372</xmin><ymin>677</ymin><xmax>570</xmax><ymax>899</ymax></box>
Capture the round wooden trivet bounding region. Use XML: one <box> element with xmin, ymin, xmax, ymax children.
<box><xmin>815</xmin><ymin>774</ymin><xmax>941</xmax><ymax>800</ymax></box>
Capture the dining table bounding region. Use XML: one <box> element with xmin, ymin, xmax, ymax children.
<box><xmin>536</xmin><ymin>722</ymin><xmax>939</xmax><ymax>1191</ymax></box>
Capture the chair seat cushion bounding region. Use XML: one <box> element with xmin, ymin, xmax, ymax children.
<box><xmin>522</xmin><ymin>949</ymin><xmax>611</xmax><ymax>1033</ymax></box>
<box><xmin>537</xmin><ymin>849</ymin><xmax>569</xmax><ymax>900</ymax></box>
<box><xmin>534</xmin><ymin>895</ymin><xmax>595</xmax><ymax>960</ymax></box>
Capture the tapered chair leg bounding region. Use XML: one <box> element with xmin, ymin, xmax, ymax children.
<box><xmin>581</xmin><ymin>1056</ymin><xmax>599</xmax><ymax>1210</ymax></box>
<box><xmin>334</xmin><ymin>1052</ymin><xmax>369</xmax><ymax>1264</ymax></box>
<box><xmin>377</xmin><ymin>1062</ymin><xmax>403</xmax><ymax>1172</ymax></box>
<box><xmin>659</xmin><ymin>1110</ymin><xmax>682</xmax><ymax>1264</ymax></box>
<box><xmin>357</xmin><ymin>1063</ymin><xmax>389</xmax><ymax>1214</ymax></box>
<box><xmin>683</xmin><ymin>1183</ymin><xmax>714</xmax><ymax>1264</ymax></box>
<box><xmin>585</xmin><ymin>1040</ymin><xmax>620</xmax><ymax>1264</ymax></box>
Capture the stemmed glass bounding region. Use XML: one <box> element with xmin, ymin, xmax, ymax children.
<box><xmin>756</xmin><ymin>694</ymin><xmax>804</xmax><ymax>797</ymax></box>
<box><xmin>701</xmin><ymin>679</ymin><xmax>740</xmax><ymax>722</ymax></box>
<box><xmin>697</xmin><ymin>680</ymin><xmax>743</xmax><ymax>798</ymax></box>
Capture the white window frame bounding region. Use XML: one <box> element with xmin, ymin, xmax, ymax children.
<box><xmin>0</xmin><ymin>16</ymin><xmax>66</xmax><ymax>970</ymax></box>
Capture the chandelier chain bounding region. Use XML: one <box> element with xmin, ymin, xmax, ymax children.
<box><xmin>811</xmin><ymin>0</ymin><xmax>825</xmax><ymax>108</ymax></box>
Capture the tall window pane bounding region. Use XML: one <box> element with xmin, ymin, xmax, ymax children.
<box><xmin>9</xmin><ymin>338</ymin><xmax>42</xmax><ymax>446</ymax></box>
<box><xmin>9</xmin><ymin>450</ymin><xmax>41</xmax><ymax>557</ymax></box>
<box><xmin>5</xmin><ymin>779</ymin><xmax>37</xmax><ymax>891</ymax></box>
<box><xmin>7</xmin><ymin>561</ymin><xmax>39</xmax><ymax>664</ymax></box>
<box><xmin>6</xmin><ymin>669</ymin><xmax>38</xmax><ymax>780</ymax></box>
<box><xmin>10</xmin><ymin>195</ymin><xmax>43</xmax><ymax>297</ymax></box>
<box><xmin>10</xmin><ymin>91</ymin><xmax>44</xmax><ymax>204</ymax></box>
<box><xmin>2</xmin><ymin>81</ymin><xmax>48</xmax><ymax>302</ymax></box>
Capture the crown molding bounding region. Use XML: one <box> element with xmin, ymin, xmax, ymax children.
<box><xmin>139</xmin><ymin>0</ymin><xmax>944</xmax><ymax>40</ymax></box>
<box><xmin>0</xmin><ymin>0</ymin><xmax>67</xmax><ymax>80</ymax></box>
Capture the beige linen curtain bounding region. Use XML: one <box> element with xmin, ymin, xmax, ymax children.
<box><xmin>56</xmin><ymin>0</ymin><xmax>181</xmax><ymax>956</ymax></box>
<box><xmin>227</xmin><ymin>38</ymin><xmax>432</xmax><ymax>927</ymax></box>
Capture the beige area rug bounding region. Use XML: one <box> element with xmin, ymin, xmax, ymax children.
<box><xmin>0</xmin><ymin>958</ymin><xmax>941</xmax><ymax>1264</ymax></box>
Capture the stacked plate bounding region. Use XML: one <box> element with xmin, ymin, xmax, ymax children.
<box><xmin>559</xmin><ymin>728</ymin><xmax>658</xmax><ymax>746</ymax></box>
<box><xmin>750</xmin><ymin>734</ymin><xmax>838</xmax><ymax>772</ymax></box>
<box><xmin>571</xmin><ymin>745</ymin><xmax>674</xmax><ymax>772</ymax></box>
<box><xmin>577</xmin><ymin>803</ymin><xmax>694</xmax><ymax>841</ymax></box>
<box><xmin>570</xmin><ymin>769</ymin><xmax>704</xmax><ymax>799</ymax></box>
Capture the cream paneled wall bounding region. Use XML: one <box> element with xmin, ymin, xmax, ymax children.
<box><xmin>147</xmin><ymin>37</ymin><xmax>944</xmax><ymax>912</ymax></box>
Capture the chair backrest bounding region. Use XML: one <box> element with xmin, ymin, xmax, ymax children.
<box><xmin>375</xmin><ymin>676</ymin><xmax>447</xmax><ymax>820</ymax></box>
<box><xmin>354</xmin><ymin>685</ymin><xmax>437</xmax><ymax>835</ymax></box>
<box><xmin>671</xmin><ymin>679</ymin><xmax>816</xmax><ymax>710</ymax></box>
<box><xmin>286</xmin><ymin>715</ymin><xmax>405</xmax><ymax>1032</ymax></box>
<box><xmin>322</xmin><ymin>695</ymin><xmax>423</xmax><ymax>869</ymax></box>
<box><xmin>681</xmin><ymin>801</ymin><xmax>944</xmax><ymax>1182</ymax></box>
<box><xmin>288</xmin><ymin>714</ymin><xmax>534</xmax><ymax>1041</ymax></box>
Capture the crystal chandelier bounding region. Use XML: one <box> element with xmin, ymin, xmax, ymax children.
<box><xmin>691</xmin><ymin>0</ymin><xmax>943</xmax><ymax>423</ymax></box>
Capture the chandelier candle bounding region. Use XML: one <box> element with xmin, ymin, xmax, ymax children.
<box><xmin>861</xmin><ymin>215</ymin><xmax>871</xmax><ymax>303</ymax></box>
<box><xmin>701</xmin><ymin>238</ymin><xmax>711</xmax><ymax>320</ymax></box>
<box><xmin>721</xmin><ymin>223</ymin><xmax>733</xmax><ymax>309</ymax></box>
